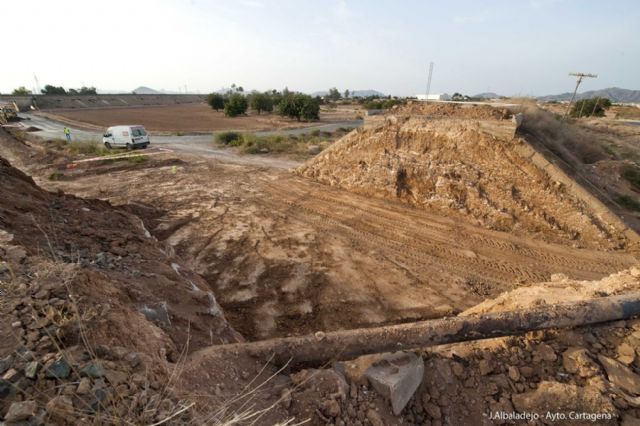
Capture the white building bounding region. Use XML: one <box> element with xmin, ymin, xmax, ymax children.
<box><xmin>416</xmin><ymin>93</ymin><xmax>451</xmax><ymax>101</ymax></box>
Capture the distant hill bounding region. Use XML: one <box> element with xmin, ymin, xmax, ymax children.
<box><xmin>132</xmin><ymin>86</ymin><xmax>164</xmax><ymax>95</ymax></box>
<box><xmin>474</xmin><ymin>92</ymin><xmax>503</xmax><ymax>99</ymax></box>
<box><xmin>538</xmin><ymin>87</ymin><xmax>640</xmax><ymax>103</ymax></box>
<box><xmin>311</xmin><ymin>89</ymin><xmax>385</xmax><ymax>98</ymax></box>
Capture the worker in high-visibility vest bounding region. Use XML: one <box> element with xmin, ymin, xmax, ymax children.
<box><xmin>63</xmin><ymin>127</ymin><xmax>71</xmax><ymax>142</ymax></box>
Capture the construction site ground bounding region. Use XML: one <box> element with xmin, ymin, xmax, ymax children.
<box><xmin>2</xmin><ymin>102</ymin><xmax>640</xmax><ymax>425</ymax></box>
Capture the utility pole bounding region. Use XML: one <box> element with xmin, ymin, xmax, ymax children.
<box><xmin>564</xmin><ymin>72</ymin><xmax>597</xmax><ymax>119</ymax></box>
<box><xmin>425</xmin><ymin>62</ymin><xmax>434</xmax><ymax>103</ymax></box>
<box><xmin>33</xmin><ymin>74</ymin><xmax>40</xmax><ymax>94</ymax></box>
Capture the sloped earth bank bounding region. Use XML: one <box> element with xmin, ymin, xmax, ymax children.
<box><xmin>2</xmin><ymin>126</ymin><xmax>640</xmax><ymax>424</ymax></box>
<box><xmin>20</xmin><ymin>137</ymin><xmax>635</xmax><ymax>342</ymax></box>
<box><xmin>297</xmin><ymin>103</ymin><xmax>636</xmax><ymax>251</ymax></box>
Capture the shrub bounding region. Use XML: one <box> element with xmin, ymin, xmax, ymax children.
<box><xmin>570</xmin><ymin>97</ymin><xmax>611</xmax><ymax>118</ymax></box>
<box><xmin>362</xmin><ymin>99</ymin><xmax>404</xmax><ymax>110</ymax></box>
<box><xmin>278</xmin><ymin>94</ymin><xmax>320</xmax><ymax>121</ymax></box>
<box><xmin>215</xmin><ymin>131</ymin><xmax>242</xmax><ymax>145</ymax></box>
<box><xmin>621</xmin><ymin>165</ymin><xmax>640</xmax><ymax>191</ymax></box>
<box><xmin>615</xmin><ymin>195</ymin><xmax>640</xmax><ymax>211</ymax></box>
<box><xmin>207</xmin><ymin>93</ymin><xmax>225</xmax><ymax>111</ymax></box>
<box><xmin>223</xmin><ymin>93</ymin><xmax>248</xmax><ymax>117</ymax></box>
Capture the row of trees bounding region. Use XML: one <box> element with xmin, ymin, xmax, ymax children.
<box><xmin>10</xmin><ymin>85</ymin><xmax>98</xmax><ymax>95</ymax></box>
<box><xmin>207</xmin><ymin>87</ymin><xmax>320</xmax><ymax>120</ymax></box>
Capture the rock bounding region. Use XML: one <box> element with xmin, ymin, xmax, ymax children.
<box><xmin>364</xmin><ymin>351</ymin><xmax>424</xmax><ymax>415</ymax></box>
<box><xmin>512</xmin><ymin>381</ymin><xmax>615</xmax><ymax>420</ymax></box>
<box><xmin>3</xmin><ymin>368</ymin><xmax>19</xmax><ymax>382</ymax></box>
<box><xmin>451</xmin><ymin>361</ymin><xmax>465</xmax><ymax>378</ymax></box>
<box><xmin>0</xmin><ymin>355</ymin><xmax>12</xmax><ymax>374</ymax></box>
<box><xmin>478</xmin><ymin>358</ymin><xmax>494</xmax><ymax>376</ymax></box>
<box><xmin>619</xmin><ymin>343</ymin><xmax>636</xmax><ymax>365</ymax></box>
<box><xmin>105</xmin><ymin>369</ymin><xmax>128</xmax><ymax>385</ymax></box>
<box><xmin>5</xmin><ymin>400</ymin><xmax>37</xmax><ymax>422</ymax></box>
<box><xmin>24</xmin><ymin>361</ymin><xmax>39</xmax><ymax>379</ymax></box>
<box><xmin>533</xmin><ymin>343</ymin><xmax>557</xmax><ymax>362</ymax></box>
<box><xmin>89</xmin><ymin>388</ymin><xmax>110</xmax><ymax>412</ymax></box>
<box><xmin>519</xmin><ymin>366</ymin><xmax>534</xmax><ymax>378</ymax></box>
<box><xmin>124</xmin><ymin>352</ymin><xmax>141</xmax><ymax>368</ymax></box>
<box><xmin>46</xmin><ymin>395</ymin><xmax>74</xmax><ymax>422</ymax></box>
<box><xmin>424</xmin><ymin>402</ymin><xmax>442</xmax><ymax>419</ymax></box>
<box><xmin>562</xmin><ymin>347</ymin><xmax>599</xmax><ymax>378</ymax></box>
<box><xmin>508</xmin><ymin>366</ymin><xmax>520</xmax><ymax>381</ymax></box>
<box><xmin>366</xmin><ymin>409</ymin><xmax>385</xmax><ymax>426</ymax></box>
<box><xmin>139</xmin><ymin>302</ymin><xmax>171</xmax><ymax>327</ymax></box>
<box><xmin>80</xmin><ymin>362</ymin><xmax>105</xmax><ymax>378</ymax></box>
<box><xmin>77</xmin><ymin>377</ymin><xmax>91</xmax><ymax>395</ymax></box>
<box><xmin>321</xmin><ymin>399</ymin><xmax>341</xmax><ymax>418</ymax></box>
<box><xmin>550</xmin><ymin>273</ymin><xmax>568</xmax><ymax>282</ymax></box>
<box><xmin>0</xmin><ymin>379</ymin><xmax>12</xmax><ymax>398</ymax></box>
<box><xmin>308</xmin><ymin>145</ymin><xmax>322</xmax><ymax>155</ymax></box>
<box><xmin>599</xmin><ymin>355</ymin><xmax>640</xmax><ymax>395</ymax></box>
<box><xmin>45</xmin><ymin>357</ymin><xmax>71</xmax><ymax>379</ymax></box>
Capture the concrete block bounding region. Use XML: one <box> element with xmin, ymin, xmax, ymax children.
<box><xmin>364</xmin><ymin>351</ymin><xmax>424</xmax><ymax>415</ymax></box>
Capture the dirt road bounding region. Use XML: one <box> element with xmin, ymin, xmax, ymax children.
<box><xmin>47</xmin><ymin>153</ymin><xmax>637</xmax><ymax>341</ymax></box>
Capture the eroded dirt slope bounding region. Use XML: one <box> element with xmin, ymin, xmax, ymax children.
<box><xmin>298</xmin><ymin>104</ymin><xmax>634</xmax><ymax>251</ymax></box>
<box><xmin>30</xmin><ymin>144</ymin><xmax>636</xmax><ymax>341</ymax></box>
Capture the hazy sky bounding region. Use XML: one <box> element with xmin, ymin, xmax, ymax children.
<box><xmin>2</xmin><ymin>0</ymin><xmax>638</xmax><ymax>96</ymax></box>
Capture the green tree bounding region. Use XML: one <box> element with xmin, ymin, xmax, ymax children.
<box><xmin>278</xmin><ymin>93</ymin><xmax>320</xmax><ymax>121</ymax></box>
<box><xmin>344</xmin><ymin>89</ymin><xmax>350</xmax><ymax>99</ymax></box>
<box><xmin>224</xmin><ymin>93</ymin><xmax>248</xmax><ymax>117</ymax></box>
<box><xmin>41</xmin><ymin>85</ymin><xmax>67</xmax><ymax>95</ymax></box>
<box><xmin>207</xmin><ymin>93</ymin><xmax>225</xmax><ymax>111</ymax></box>
<box><xmin>327</xmin><ymin>87</ymin><xmax>341</xmax><ymax>102</ymax></box>
<box><xmin>78</xmin><ymin>86</ymin><xmax>97</xmax><ymax>95</ymax></box>
<box><xmin>249</xmin><ymin>92</ymin><xmax>274</xmax><ymax>114</ymax></box>
<box><xmin>12</xmin><ymin>86</ymin><xmax>31</xmax><ymax>95</ymax></box>
<box><xmin>570</xmin><ymin>97</ymin><xmax>612</xmax><ymax>118</ymax></box>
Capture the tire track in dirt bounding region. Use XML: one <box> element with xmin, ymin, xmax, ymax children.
<box><xmin>257</xmin><ymin>176</ymin><xmax>636</xmax><ymax>291</ymax></box>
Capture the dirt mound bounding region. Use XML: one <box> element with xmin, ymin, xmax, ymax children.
<box><xmin>0</xmin><ymin>154</ymin><xmax>240</xmax><ymax>423</ymax></box>
<box><xmin>298</xmin><ymin>107</ymin><xmax>634</xmax><ymax>250</ymax></box>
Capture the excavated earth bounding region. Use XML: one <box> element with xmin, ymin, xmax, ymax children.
<box><xmin>297</xmin><ymin>103</ymin><xmax>636</xmax><ymax>251</ymax></box>
<box><xmin>1</xmin><ymin>99</ymin><xmax>640</xmax><ymax>425</ymax></box>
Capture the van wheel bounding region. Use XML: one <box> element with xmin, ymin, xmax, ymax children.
<box><xmin>126</xmin><ymin>143</ymin><xmax>132</xmax><ymax>150</ymax></box>
<box><xmin>142</xmin><ymin>144</ymin><xmax>148</xmax><ymax>149</ymax></box>
<box><xmin>104</xmin><ymin>142</ymin><xmax>112</xmax><ymax>150</ymax></box>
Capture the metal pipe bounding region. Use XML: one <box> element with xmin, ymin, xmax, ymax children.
<box><xmin>195</xmin><ymin>292</ymin><xmax>640</xmax><ymax>366</ymax></box>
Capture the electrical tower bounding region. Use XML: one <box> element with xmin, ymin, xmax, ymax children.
<box><xmin>425</xmin><ymin>62</ymin><xmax>434</xmax><ymax>102</ymax></box>
<box><xmin>33</xmin><ymin>74</ymin><xmax>40</xmax><ymax>94</ymax></box>
<box><xmin>564</xmin><ymin>72</ymin><xmax>597</xmax><ymax>119</ymax></box>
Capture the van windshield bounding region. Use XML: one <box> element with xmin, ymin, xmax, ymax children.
<box><xmin>131</xmin><ymin>128</ymin><xmax>147</xmax><ymax>137</ymax></box>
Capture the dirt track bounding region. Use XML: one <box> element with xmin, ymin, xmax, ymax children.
<box><xmin>47</xmin><ymin>153</ymin><xmax>637</xmax><ymax>340</ymax></box>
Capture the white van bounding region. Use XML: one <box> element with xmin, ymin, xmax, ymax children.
<box><xmin>102</xmin><ymin>125</ymin><xmax>150</xmax><ymax>149</ymax></box>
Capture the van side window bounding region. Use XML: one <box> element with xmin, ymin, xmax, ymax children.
<box><xmin>131</xmin><ymin>128</ymin><xmax>147</xmax><ymax>137</ymax></box>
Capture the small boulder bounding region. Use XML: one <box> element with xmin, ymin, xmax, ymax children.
<box><xmin>599</xmin><ymin>355</ymin><xmax>640</xmax><ymax>395</ymax></box>
<box><xmin>24</xmin><ymin>361</ymin><xmax>39</xmax><ymax>379</ymax></box>
<box><xmin>46</xmin><ymin>395</ymin><xmax>74</xmax><ymax>423</ymax></box>
<box><xmin>364</xmin><ymin>351</ymin><xmax>424</xmax><ymax>415</ymax></box>
<box><xmin>45</xmin><ymin>357</ymin><xmax>71</xmax><ymax>379</ymax></box>
<box><xmin>5</xmin><ymin>400</ymin><xmax>37</xmax><ymax>422</ymax></box>
<box><xmin>562</xmin><ymin>347</ymin><xmax>599</xmax><ymax>377</ymax></box>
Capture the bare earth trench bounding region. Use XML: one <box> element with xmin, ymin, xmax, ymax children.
<box><xmin>42</xmin><ymin>151</ymin><xmax>636</xmax><ymax>341</ymax></box>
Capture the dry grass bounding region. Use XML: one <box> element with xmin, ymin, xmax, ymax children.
<box><xmin>519</xmin><ymin>104</ymin><xmax>607</xmax><ymax>166</ymax></box>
